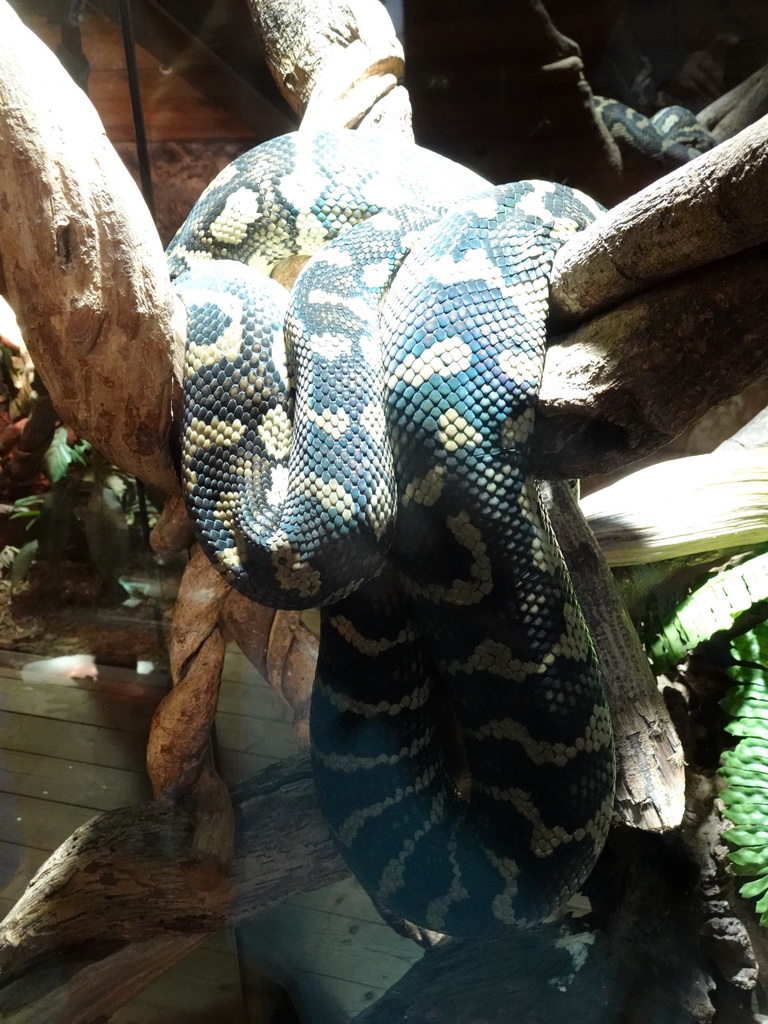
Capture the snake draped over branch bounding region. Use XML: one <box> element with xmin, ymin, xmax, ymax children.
<box><xmin>167</xmin><ymin>129</ymin><xmax>616</xmax><ymax>937</ymax></box>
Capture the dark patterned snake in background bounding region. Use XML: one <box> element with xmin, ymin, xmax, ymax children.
<box><xmin>167</xmin><ymin>129</ymin><xmax>616</xmax><ymax>937</ymax></box>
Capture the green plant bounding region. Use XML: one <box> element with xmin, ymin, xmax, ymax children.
<box><xmin>644</xmin><ymin>549</ymin><xmax>768</xmax><ymax>925</ymax></box>
<box><xmin>7</xmin><ymin>428</ymin><xmax>157</xmax><ymax>595</ymax></box>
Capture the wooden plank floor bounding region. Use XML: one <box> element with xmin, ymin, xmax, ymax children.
<box><xmin>0</xmin><ymin>647</ymin><xmax>248</xmax><ymax>1024</ymax></box>
<box><xmin>0</xmin><ymin>644</ymin><xmax>421</xmax><ymax>1022</ymax></box>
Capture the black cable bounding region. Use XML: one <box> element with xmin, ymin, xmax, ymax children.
<box><xmin>117</xmin><ymin>0</ymin><xmax>156</xmax><ymax>218</ymax></box>
<box><xmin>116</xmin><ymin>0</ymin><xmax>167</xmax><ymax>660</ymax></box>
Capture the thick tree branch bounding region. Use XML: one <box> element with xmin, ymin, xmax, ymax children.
<box><xmin>0</xmin><ymin>0</ymin><xmax>182</xmax><ymax>493</ymax></box>
<box><xmin>544</xmin><ymin>482</ymin><xmax>685</xmax><ymax>832</ymax></box>
<box><xmin>1</xmin><ymin>1</ymin><xmax>767</xmax><ymax>1021</ymax></box>
<box><xmin>549</xmin><ymin>113</ymin><xmax>768</xmax><ymax>323</ymax></box>
<box><xmin>581</xmin><ymin>449</ymin><xmax>768</xmax><ymax>567</ymax></box>
<box><xmin>247</xmin><ymin>0</ymin><xmax>409</xmax><ymax>132</ymax></box>
<box><xmin>537</xmin><ymin>245</ymin><xmax>768</xmax><ymax>477</ymax></box>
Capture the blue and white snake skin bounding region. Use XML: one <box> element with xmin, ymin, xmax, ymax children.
<box><xmin>168</xmin><ymin>129</ymin><xmax>616</xmax><ymax>937</ymax></box>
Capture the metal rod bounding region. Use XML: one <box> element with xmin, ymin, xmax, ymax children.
<box><xmin>117</xmin><ymin>0</ymin><xmax>156</xmax><ymax>218</ymax></box>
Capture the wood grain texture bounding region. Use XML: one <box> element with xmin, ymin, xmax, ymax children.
<box><xmin>247</xmin><ymin>0</ymin><xmax>408</xmax><ymax>132</ymax></box>
<box><xmin>0</xmin><ymin>755</ymin><xmax>347</xmax><ymax>1023</ymax></box>
<box><xmin>537</xmin><ymin>245</ymin><xmax>768</xmax><ymax>477</ymax></box>
<box><xmin>549</xmin><ymin>113</ymin><xmax>768</xmax><ymax>322</ymax></box>
<box><xmin>543</xmin><ymin>481</ymin><xmax>685</xmax><ymax>833</ymax></box>
<box><xmin>0</xmin><ymin>0</ymin><xmax>181</xmax><ymax>493</ymax></box>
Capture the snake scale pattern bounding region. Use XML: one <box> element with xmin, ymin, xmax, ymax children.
<box><xmin>168</xmin><ymin>130</ymin><xmax>616</xmax><ymax>936</ymax></box>
<box><xmin>594</xmin><ymin>96</ymin><xmax>716</xmax><ymax>163</ymax></box>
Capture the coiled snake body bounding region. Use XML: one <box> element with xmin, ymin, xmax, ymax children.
<box><xmin>168</xmin><ymin>130</ymin><xmax>615</xmax><ymax>936</ymax></box>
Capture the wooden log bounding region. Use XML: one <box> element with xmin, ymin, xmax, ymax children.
<box><xmin>0</xmin><ymin>756</ymin><xmax>348</xmax><ymax>1024</ymax></box>
<box><xmin>543</xmin><ymin>481</ymin><xmax>685</xmax><ymax>832</ymax></box>
<box><xmin>149</xmin><ymin>490</ymin><xmax>194</xmax><ymax>559</ymax></box>
<box><xmin>536</xmin><ymin>246</ymin><xmax>768</xmax><ymax>477</ymax></box>
<box><xmin>0</xmin><ymin>934</ymin><xmax>210</xmax><ymax>1024</ymax></box>
<box><xmin>707</xmin><ymin>65</ymin><xmax>768</xmax><ymax>143</ymax></box>
<box><xmin>0</xmin><ymin>0</ymin><xmax>181</xmax><ymax>493</ymax></box>
<box><xmin>697</xmin><ymin>63</ymin><xmax>768</xmax><ymax>130</ymax></box>
<box><xmin>246</xmin><ymin>0</ymin><xmax>409</xmax><ymax>133</ymax></box>
<box><xmin>581</xmin><ymin>449</ymin><xmax>768</xmax><ymax>567</ymax></box>
<box><xmin>1</xmin><ymin>1</ymin><xmax>765</xmax><ymax>1020</ymax></box>
<box><xmin>549</xmin><ymin>113</ymin><xmax>768</xmax><ymax>323</ymax></box>
<box><xmin>147</xmin><ymin>547</ymin><xmax>230</xmax><ymax>799</ymax></box>
<box><xmin>221</xmin><ymin>593</ymin><xmax>318</xmax><ymax>747</ymax></box>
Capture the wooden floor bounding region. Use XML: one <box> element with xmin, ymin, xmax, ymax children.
<box><xmin>0</xmin><ymin>642</ymin><xmax>420</xmax><ymax>1022</ymax></box>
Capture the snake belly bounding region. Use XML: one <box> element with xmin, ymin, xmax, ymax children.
<box><xmin>170</xmin><ymin>131</ymin><xmax>616</xmax><ymax>937</ymax></box>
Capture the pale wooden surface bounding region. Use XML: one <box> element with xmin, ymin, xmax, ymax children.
<box><xmin>20</xmin><ymin>9</ymin><xmax>255</xmax><ymax>144</ymax></box>
<box><xmin>0</xmin><ymin>642</ymin><xmax>420</xmax><ymax>1023</ymax></box>
<box><xmin>0</xmin><ymin>648</ymin><xmax>247</xmax><ymax>1023</ymax></box>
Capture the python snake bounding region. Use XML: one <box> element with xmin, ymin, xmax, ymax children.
<box><xmin>594</xmin><ymin>96</ymin><xmax>716</xmax><ymax>163</ymax></box>
<box><xmin>168</xmin><ymin>130</ymin><xmax>616</xmax><ymax>937</ymax></box>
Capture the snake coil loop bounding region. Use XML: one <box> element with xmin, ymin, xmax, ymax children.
<box><xmin>169</xmin><ymin>130</ymin><xmax>616</xmax><ymax>936</ymax></box>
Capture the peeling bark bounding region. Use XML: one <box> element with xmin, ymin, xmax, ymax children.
<box><xmin>537</xmin><ymin>245</ymin><xmax>768</xmax><ymax>477</ymax></box>
<box><xmin>543</xmin><ymin>481</ymin><xmax>685</xmax><ymax>833</ymax></box>
<box><xmin>247</xmin><ymin>0</ymin><xmax>409</xmax><ymax>132</ymax></box>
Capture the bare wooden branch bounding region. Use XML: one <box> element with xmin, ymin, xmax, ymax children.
<box><xmin>2</xmin><ymin>1</ymin><xmax>766</xmax><ymax>1019</ymax></box>
<box><xmin>701</xmin><ymin>64</ymin><xmax>768</xmax><ymax>142</ymax></box>
<box><xmin>0</xmin><ymin>0</ymin><xmax>181</xmax><ymax>493</ymax></box>
<box><xmin>698</xmin><ymin>64</ymin><xmax>768</xmax><ymax>129</ymax></box>
<box><xmin>581</xmin><ymin>449</ymin><xmax>768</xmax><ymax>567</ymax></box>
<box><xmin>544</xmin><ymin>482</ymin><xmax>685</xmax><ymax>832</ymax></box>
<box><xmin>147</xmin><ymin>547</ymin><xmax>230</xmax><ymax>799</ymax></box>
<box><xmin>221</xmin><ymin>593</ymin><xmax>317</xmax><ymax>747</ymax></box>
<box><xmin>536</xmin><ymin>246</ymin><xmax>768</xmax><ymax>477</ymax></box>
<box><xmin>0</xmin><ymin>757</ymin><xmax>347</xmax><ymax>1023</ymax></box>
<box><xmin>246</xmin><ymin>0</ymin><xmax>409</xmax><ymax>133</ymax></box>
<box><xmin>549</xmin><ymin>113</ymin><xmax>768</xmax><ymax>323</ymax></box>
<box><xmin>149</xmin><ymin>491</ymin><xmax>194</xmax><ymax>559</ymax></box>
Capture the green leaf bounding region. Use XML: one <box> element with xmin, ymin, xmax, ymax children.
<box><xmin>715</xmin><ymin>614</ymin><xmax>768</xmax><ymax>925</ymax></box>
<box><xmin>69</xmin><ymin>439</ymin><xmax>91</xmax><ymax>466</ymax></box>
<box><xmin>739</xmin><ymin>875</ymin><xmax>768</xmax><ymax>899</ymax></box>
<box><xmin>648</xmin><ymin>551</ymin><xmax>768</xmax><ymax>673</ymax></box>
<box><xmin>724</xmin><ymin>826</ymin><xmax>768</xmax><ymax>847</ymax></box>
<box><xmin>43</xmin><ymin>425</ymin><xmax>74</xmax><ymax>483</ymax></box>
<box><xmin>10</xmin><ymin>494</ymin><xmax>44</xmax><ymax>524</ymax></box>
<box><xmin>727</xmin><ymin>846</ymin><xmax>768</xmax><ymax>874</ymax></box>
<box><xmin>10</xmin><ymin>539</ymin><xmax>38</xmax><ymax>587</ymax></box>
<box><xmin>727</xmin><ymin>717</ymin><xmax>768</xmax><ymax>741</ymax></box>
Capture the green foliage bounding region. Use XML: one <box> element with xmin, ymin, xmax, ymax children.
<box><xmin>7</xmin><ymin>440</ymin><xmax>156</xmax><ymax>594</ymax></box>
<box><xmin>647</xmin><ymin>551</ymin><xmax>768</xmax><ymax>674</ymax></box>
<box><xmin>719</xmin><ymin>622</ymin><xmax>768</xmax><ymax>926</ymax></box>
<box><xmin>9</xmin><ymin>494</ymin><xmax>45</xmax><ymax>524</ymax></box>
<box><xmin>9</xmin><ymin>539</ymin><xmax>38</xmax><ymax>588</ymax></box>
<box><xmin>642</xmin><ymin>550</ymin><xmax>768</xmax><ymax>926</ymax></box>
<box><xmin>42</xmin><ymin>427</ymin><xmax>90</xmax><ymax>483</ymax></box>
